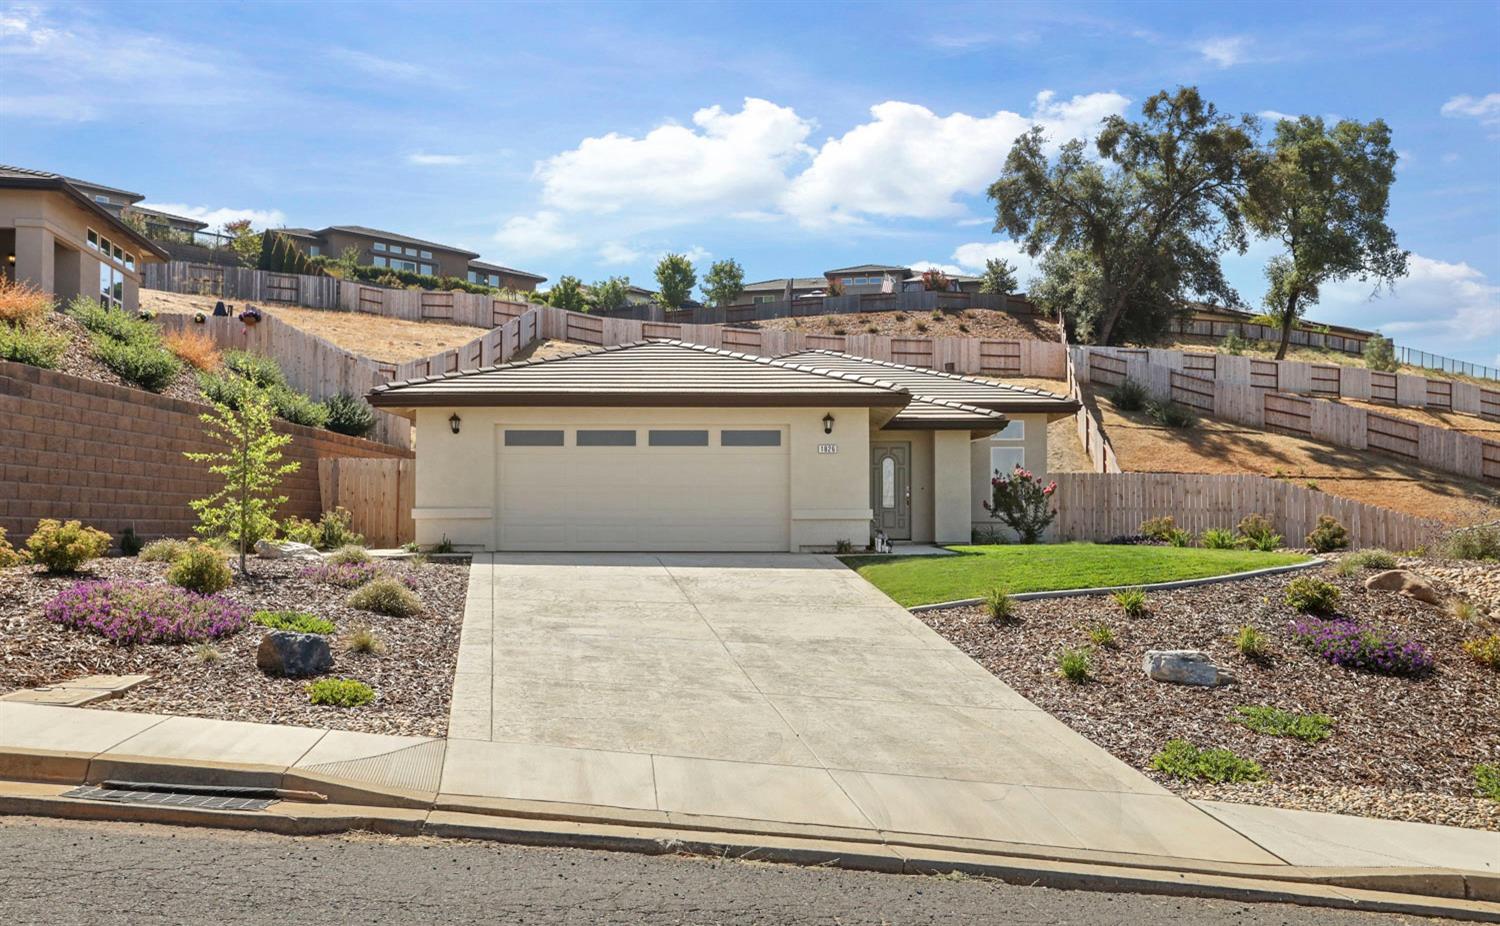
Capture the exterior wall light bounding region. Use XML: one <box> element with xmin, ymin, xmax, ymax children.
<box><xmin>823</xmin><ymin>412</ymin><xmax>835</xmax><ymax>435</ymax></box>
<box><xmin>449</xmin><ymin>413</ymin><xmax>461</xmax><ymax>435</ymax></box>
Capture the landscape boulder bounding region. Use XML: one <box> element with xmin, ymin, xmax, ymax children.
<box><xmin>254</xmin><ymin>539</ymin><xmax>321</xmax><ymax>560</ymax></box>
<box><xmin>1364</xmin><ymin>569</ymin><xmax>1441</xmax><ymax>605</ymax></box>
<box><xmin>256</xmin><ymin>631</ymin><xmax>332</xmax><ymax>677</ymax></box>
<box><xmin>1143</xmin><ymin>650</ymin><xmax>1237</xmax><ymax>687</ymax></box>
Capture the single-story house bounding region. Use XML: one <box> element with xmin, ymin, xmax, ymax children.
<box><xmin>367</xmin><ymin>341</ymin><xmax>1078</xmax><ymax>552</ymax></box>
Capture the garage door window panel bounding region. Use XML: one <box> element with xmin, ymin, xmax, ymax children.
<box><xmin>505</xmin><ymin>429</ymin><xmax>565</xmax><ymax>447</ymax></box>
<box><xmin>577</xmin><ymin>429</ymin><xmax>637</xmax><ymax>447</ymax></box>
<box><xmin>648</xmin><ymin>429</ymin><xmax>709</xmax><ymax>447</ymax></box>
<box><xmin>721</xmin><ymin>429</ymin><xmax>782</xmax><ymax>447</ymax></box>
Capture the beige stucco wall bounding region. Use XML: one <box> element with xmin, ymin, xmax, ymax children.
<box><xmin>411</xmin><ymin>405</ymin><xmax>872</xmax><ymax>552</ymax></box>
<box><xmin>0</xmin><ymin>188</ymin><xmax>145</xmax><ymax>311</ymax></box>
<box><xmin>970</xmin><ymin>413</ymin><xmax>1052</xmax><ymax>540</ymax></box>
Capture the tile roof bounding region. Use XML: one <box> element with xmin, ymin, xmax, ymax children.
<box><xmin>468</xmin><ymin>259</ymin><xmax>546</xmax><ymax>281</ymax></box>
<box><xmin>742</xmin><ymin>277</ymin><xmax>826</xmax><ymax>291</ymax></box>
<box><xmin>886</xmin><ymin>398</ymin><xmax>1007</xmax><ymax>432</ymax></box>
<box><xmin>0</xmin><ymin>165</ymin><xmax>144</xmax><ymax>201</ymax></box>
<box><xmin>775</xmin><ymin>350</ymin><xmax>1080</xmax><ymax>414</ymax></box>
<box><xmin>367</xmin><ymin>340</ymin><xmax>913</xmax><ymax>409</ymax></box>
<box><xmin>824</xmin><ymin>264</ymin><xmax>909</xmax><ymax>275</ymax></box>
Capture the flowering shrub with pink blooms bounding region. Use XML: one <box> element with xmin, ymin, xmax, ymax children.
<box><xmin>982</xmin><ymin>465</ymin><xmax>1058</xmax><ymax>544</ymax></box>
<box><xmin>1290</xmin><ymin>616</ymin><xmax>1433</xmax><ymax>677</ymax></box>
<box><xmin>44</xmin><ymin>580</ymin><xmax>249</xmax><ymax>645</ymax></box>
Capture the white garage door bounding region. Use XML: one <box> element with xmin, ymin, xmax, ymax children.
<box><xmin>496</xmin><ymin>425</ymin><xmax>790</xmax><ymax>551</ymax></box>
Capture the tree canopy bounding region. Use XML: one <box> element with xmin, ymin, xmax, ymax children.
<box><xmin>1243</xmin><ymin>116</ymin><xmax>1408</xmax><ymax>358</ymax></box>
<box><xmin>989</xmin><ymin>87</ymin><xmax>1260</xmax><ymax>344</ymax></box>
<box><xmin>701</xmin><ymin>258</ymin><xmax>745</xmax><ymax>308</ymax></box>
<box><xmin>544</xmin><ymin>275</ymin><xmax>587</xmax><ymax>312</ymax></box>
<box><xmin>589</xmin><ymin>276</ymin><xmax>631</xmax><ymax>313</ymax></box>
<box><xmin>977</xmin><ymin>257</ymin><xmax>1019</xmax><ymax>295</ymax></box>
<box><xmin>654</xmin><ymin>253</ymin><xmax>697</xmax><ymax>309</ymax></box>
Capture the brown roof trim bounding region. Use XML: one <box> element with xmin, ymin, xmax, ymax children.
<box><xmin>0</xmin><ymin>175</ymin><xmax>170</xmax><ymax>261</ymax></box>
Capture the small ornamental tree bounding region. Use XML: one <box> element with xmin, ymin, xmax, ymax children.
<box><xmin>654</xmin><ymin>253</ymin><xmax>697</xmax><ymax>309</ymax></box>
<box><xmin>185</xmin><ymin>386</ymin><xmax>300</xmax><ymax>573</ymax></box>
<box><xmin>544</xmin><ymin>275</ymin><xmax>588</xmax><ymax>312</ymax></box>
<box><xmin>982</xmin><ymin>465</ymin><xmax>1057</xmax><ymax>543</ymax></box>
<box><xmin>978</xmin><ymin>257</ymin><xmax>1019</xmax><ymax>295</ymax></box>
<box><xmin>701</xmin><ymin>258</ymin><xmax>745</xmax><ymax>308</ymax></box>
<box><xmin>589</xmin><ymin>276</ymin><xmax>631</xmax><ymax>312</ymax></box>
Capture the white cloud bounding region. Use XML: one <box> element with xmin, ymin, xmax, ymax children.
<box><xmin>534</xmin><ymin>97</ymin><xmax>814</xmax><ymax>216</ymax></box>
<box><xmin>406</xmin><ymin>152</ymin><xmax>471</xmax><ymax>167</ymax></box>
<box><xmin>328</xmin><ymin>47</ymin><xmax>433</xmax><ymax>81</ymax></box>
<box><xmin>598</xmin><ymin>242</ymin><xmax>644</xmax><ymax>265</ymax></box>
<box><xmin>138</xmin><ymin>202</ymin><xmax>286</xmax><ymax>230</ymax></box>
<box><xmin>680</xmin><ymin>246</ymin><xmax>712</xmax><ymax>264</ymax></box>
<box><xmin>950</xmin><ymin>239</ymin><xmax>1040</xmax><ymax>284</ymax></box>
<box><xmin>1440</xmin><ymin>93</ymin><xmax>1500</xmax><ymax>128</ymax></box>
<box><xmin>1312</xmin><ymin>254</ymin><xmax>1500</xmax><ymax>361</ymax></box>
<box><xmin>908</xmin><ymin>260</ymin><xmax>965</xmax><ymax>276</ymax></box>
<box><xmin>1259</xmin><ymin>109</ymin><xmax>1297</xmax><ymax>123</ymax></box>
<box><xmin>493</xmin><ymin>211</ymin><xmax>579</xmax><ymax>258</ymax></box>
<box><xmin>1197</xmin><ymin>36</ymin><xmax>1252</xmax><ymax>68</ymax></box>
<box><xmin>781</xmin><ymin>91</ymin><xmax>1129</xmax><ymax>227</ymax></box>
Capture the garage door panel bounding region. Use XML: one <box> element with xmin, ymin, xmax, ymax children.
<box><xmin>497</xmin><ymin>428</ymin><xmax>790</xmax><ymax>552</ymax></box>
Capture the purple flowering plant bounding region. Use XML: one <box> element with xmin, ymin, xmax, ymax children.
<box><xmin>237</xmin><ymin>306</ymin><xmax>263</xmax><ymax>325</ymax></box>
<box><xmin>45</xmin><ymin>580</ymin><xmax>249</xmax><ymax>646</ymax></box>
<box><xmin>300</xmin><ymin>561</ymin><xmax>417</xmax><ymax>590</ymax></box>
<box><xmin>1290</xmin><ymin>615</ymin><xmax>1433</xmax><ymax>677</ymax></box>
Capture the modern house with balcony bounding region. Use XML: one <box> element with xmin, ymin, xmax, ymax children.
<box><xmin>276</xmin><ymin>225</ymin><xmax>546</xmax><ymax>291</ymax></box>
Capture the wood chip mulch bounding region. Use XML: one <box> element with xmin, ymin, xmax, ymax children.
<box><xmin>916</xmin><ymin>560</ymin><xmax>1500</xmax><ymax>831</ymax></box>
<box><xmin>0</xmin><ymin>557</ymin><xmax>468</xmax><ymax>737</ymax></box>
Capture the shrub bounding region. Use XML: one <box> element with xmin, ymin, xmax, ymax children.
<box><xmin>0</xmin><ymin>322</ymin><xmax>68</xmax><ymax>368</ymax></box>
<box><xmin>1449</xmin><ymin>598</ymin><xmax>1479</xmax><ymax>623</ymax></box>
<box><xmin>1362</xmin><ymin>333</ymin><xmax>1397</xmax><ymax>373</ymax></box>
<box><xmin>223</xmin><ymin>349</ymin><xmax>285</xmax><ymax>389</ymax></box>
<box><xmin>1167</xmin><ymin>528</ymin><xmax>1193</xmax><ymax>547</ymax></box>
<box><xmin>1234</xmin><ymin>625</ymin><xmax>1269</xmax><ymax>659</ymax></box>
<box><xmin>1231</xmin><ymin>706</ymin><xmax>1334</xmax><ymax>743</ymax></box>
<box><xmin>93</xmin><ymin>335</ymin><xmax>182</xmax><ymax>391</ymax></box>
<box><xmin>1088</xmin><ymin>624</ymin><xmax>1118</xmax><ymax>649</ymax></box>
<box><xmin>344</xmin><ymin>623</ymin><xmax>387</xmax><ymax>655</ymax></box>
<box><xmin>1056</xmin><ymin>647</ymin><xmax>1092</xmax><ymax>683</ymax></box>
<box><xmin>1344</xmin><ymin>548</ymin><xmax>1397</xmax><ymax>571</ymax></box>
<box><xmin>1139</xmin><ymin>516</ymin><xmax>1177</xmax><ymax>542</ymax></box>
<box><xmin>1290</xmin><ymin>616</ymin><xmax>1433</xmax><ymax>676</ymax></box>
<box><xmin>66</xmin><ymin>297</ymin><xmax>155</xmax><ymax>342</ymax></box>
<box><xmin>326</xmin><ymin>544</ymin><xmax>371</xmax><ymax>565</ymax></box>
<box><xmin>983</xmin><ymin>465</ymin><xmax>1057</xmax><ymax>544</ymax></box>
<box><xmin>834</xmin><ymin>538</ymin><xmax>853</xmax><ymax>554</ymax></box>
<box><xmin>197</xmin><ymin>369</ymin><xmax>247</xmax><ymax>407</ymax></box>
<box><xmin>1462</xmin><ymin>634</ymin><xmax>1500</xmax><ymax>670</ymax></box>
<box><xmin>119</xmin><ymin>526</ymin><xmax>144</xmax><ymax>557</ymax></box>
<box><xmin>283</xmin><ymin>507</ymin><xmax>364</xmax><ymax>551</ymax></box>
<box><xmin>983</xmin><ymin>586</ymin><xmax>1016</xmax><ymax>623</ymax></box>
<box><xmin>26</xmin><ymin>519</ymin><xmax>111</xmax><ymax>573</ymax></box>
<box><xmin>0</xmin><ymin>277</ymin><xmax>52</xmax><ymax>327</ymax></box>
<box><xmin>324</xmin><ymin>392</ymin><xmax>376</xmax><ymax>438</ymax></box>
<box><xmin>167</xmin><ymin>543</ymin><xmax>233</xmax><ymax>594</ymax></box>
<box><xmin>1150</xmin><ymin>740</ymin><xmax>1266</xmax><ymax>784</ymax></box>
<box><xmin>433</xmin><ymin>535</ymin><xmax>456</xmax><ymax>554</ymax></box>
<box><xmin>270</xmin><ymin>387</ymin><xmax>329</xmax><ymax>428</ymax></box>
<box><xmin>1441</xmin><ymin>523</ymin><xmax>1500</xmax><ymax>562</ymax></box>
<box><xmin>347</xmin><ymin>576</ymin><xmax>422</xmax><ymax>617</ymax></box>
<box><xmin>193</xmin><ymin>643</ymin><xmax>222</xmax><ymax>664</ymax></box>
<box><xmin>44</xmin><ymin>580</ymin><xmax>248</xmax><ymax>645</ymax></box>
<box><xmin>1111</xmin><ymin>587</ymin><xmax>1148</xmax><ymax>617</ymax></box>
<box><xmin>1477</xmin><ymin>764</ymin><xmax>1500</xmax><ymax>803</ymax></box>
<box><xmin>1284</xmin><ymin>576</ymin><xmax>1340</xmax><ymax>613</ymax></box>
<box><xmin>0</xmin><ymin>526</ymin><xmax>27</xmax><ymax>568</ymax></box>
<box><xmin>301</xmin><ymin>561</ymin><xmax>381</xmax><ymax>588</ymax></box>
<box><xmin>139</xmin><ymin>538</ymin><xmax>189</xmax><ymax>563</ymax></box>
<box><xmin>161</xmin><ymin>328</ymin><xmax>221</xmax><ymax>371</ymax></box>
<box><xmin>1305</xmin><ymin>516</ymin><xmax>1349</xmax><ymax>553</ymax></box>
<box><xmin>1112</xmin><ymin>378</ymin><xmax>1147</xmax><ymax>411</ymax></box>
<box><xmin>1201</xmin><ymin>528</ymin><xmax>1236</xmax><ymax>550</ymax></box>
<box><xmin>253</xmin><ymin>610</ymin><xmax>335</xmax><ymax>635</ymax></box>
<box><xmin>1146</xmin><ymin>399</ymin><xmax>1195</xmax><ymax>428</ymax></box>
<box><xmin>306</xmin><ymin>677</ymin><xmax>376</xmax><ymax>707</ymax></box>
<box><xmin>1219</xmin><ymin>330</ymin><xmax>1248</xmax><ymax>355</ymax></box>
<box><xmin>1236</xmin><ymin>514</ymin><xmax>1281</xmax><ymax>551</ymax></box>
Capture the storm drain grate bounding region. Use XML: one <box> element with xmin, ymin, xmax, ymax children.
<box><xmin>61</xmin><ymin>785</ymin><xmax>277</xmax><ymax>812</ymax></box>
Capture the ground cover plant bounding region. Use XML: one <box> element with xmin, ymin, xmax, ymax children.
<box><xmin>347</xmin><ymin>576</ymin><xmax>422</xmax><ymax>617</ymax></box>
<box><xmin>845</xmin><ymin>543</ymin><xmax>1308</xmax><ymax>607</ymax></box>
<box><xmin>1230</xmin><ymin>706</ymin><xmax>1334</xmax><ymax>743</ymax></box>
<box><xmin>251</xmin><ymin>610</ymin><xmax>335</xmax><ymax>635</ymax></box>
<box><xmin>44</xmin><ymin>580</ymin><xmax>248</xmax><ymax>645</ymax></box>
<box><xmin>1289</xmin><ymin>616</ymin><xmax>1432</xmax><ymax>676</ymax></box>
<box><xmin>67</xmin><ymin>297</ymin><xmax>182</xmax><ymax>391</ymax></box>
<box><xmin>307</xmin><ymin>677</ymin><xmax>375</xmax><ymax>707</ymax></box>
<box><xmin>1150</xmin><ymin>740</ymin><xmax>1266</xmax><ymax>784</ymax></box>
<box><xmin>1283</xmin><ymin>576</ymin><xmax>1340</xmax><ymax>613</ymax></box>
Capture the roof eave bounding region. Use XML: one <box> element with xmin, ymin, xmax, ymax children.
<box><xmin>0</xmin><ymin>177</ymin><xmax>170</xmax><ymax>260</ymax></box>
<box><xmin>367</xmin><ymin>391</ymin><xmax>910</xmax><ymax>409</ymax></box>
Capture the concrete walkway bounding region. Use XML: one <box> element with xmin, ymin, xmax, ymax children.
<box><xmin>446</xmin><ymin>553</ymin><xmax>1279</xmax><ymax>864</ymax></box>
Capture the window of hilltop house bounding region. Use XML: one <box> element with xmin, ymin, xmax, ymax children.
<box><xmin>94</xmin><ymin>194</ymin><xmax>111</xmax><ymax>204</ymax></box>
<box><xmin>419</xmin><ymin>263</ymin><xmax>433</xmax><ymax>275</ymax></box>
<box><xmin>404</xmin><ymin>247</ymin><xmax>417</xmax><ymax>257</ymax></box>
<box><xmin>468</xmin><ymin>271</ymin><xmax>478</xmax><ymax>283</ymax></box>
<box><xmin>842</xmin><ymin>277</ymin><xmax>854</xmax><ymax>286</ymax></box>
<box><xmin>419</xmin><ymin>250</ymin><xmax>432</xmax><ymax>260</ymax></box>
<box><xmin>87</xmin><ymin>229</ymin><xmax>99</xmax><ymax>250</ymax></box>
<box><xmin>372</xmin><ymin>256</ymin><xmax>387</xmax><ymax>268</ymax></box>
<box><xmin>373</xmin><ymin>243</ymin><xmax>386</xmax><ymax>252</ymax></box>
<box><xmin>490</xmin><ymin>274</ymin><xmax>502</xmax><ymax>287</ymax></box>
<box><xmin>308</xmin><ymin>245</ymin><xmax>320</xmax><ymax>257</ymax></box>
<box><xmin>392</xmin><ymin>258</ymin><xmax>417</xmax><ymax>273</ymax></box>
<box><xmin>98</xmin><ymin>263</ymin><xmax>123</xmax><ymax>310</ymax></box>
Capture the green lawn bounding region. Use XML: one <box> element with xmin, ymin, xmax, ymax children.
<box><xmin>843</xmin><ymin>544</ymin><xmax>1310</xmax><ymax>607</ymax></box>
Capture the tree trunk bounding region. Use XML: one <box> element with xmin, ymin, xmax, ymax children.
<box><xmin>1095</xmin><ymin>288</ymin><xmax>1131</xmax><ymax>346</ymax></box>
<box><xmin>1274</xmin><ymin>290</ymin><xmax>1301</xmax><ymax>361</ymax></box>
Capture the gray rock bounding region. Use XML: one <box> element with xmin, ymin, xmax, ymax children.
<box><xmin>254</xmin><ymin>539</ymin><xmax>321</xmax><ymax>560</ymax></box>
<box><xmin>1143</xmin><ymin>650</ymin><xmax>1237</xmax><ymax>687</ymax></box>
<box><xmin>256</xmin><ymin>631</ymin><xmax>332</xmax><ymax>677</ymax></box>
<box><xmin>1364</xmin><ymin>569</ymin><xmax>1441</xmax><ymax>605</ymax></box>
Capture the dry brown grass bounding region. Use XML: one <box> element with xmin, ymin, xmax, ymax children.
<box><xmin>1156</xmin><ymin>335</ymin><xmax>1495</xmax><ymax>387</ymax></box>
<box><xmin>141</xmin><ymin>290</ymin><xmax>485</xmax><ymax>363</ymax></box>
<box><xmin>0</xmin><ymin>278</ymin><xmax>53</xmax><ymax>327</ymax></box>
<box><xmin>754</xmin><ymin>308</ymin><xmax>1059</xmax><ymax>342</ymax></box>
<box><xmin>161</xmin><ymin>328</ymin><xmax>222</xmax><ymax>371</ymax></box>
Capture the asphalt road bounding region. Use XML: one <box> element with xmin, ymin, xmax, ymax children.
<box><xmin>0</xmin><ymin>816</ymin><xmax>1450</xmax><ymax>925</ymax></box>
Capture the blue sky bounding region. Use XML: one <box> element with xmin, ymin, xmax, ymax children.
<box><xmin>3</xmin><ymin>0</ymin><xmax>1497</xmax><ymax>364</ymax></box>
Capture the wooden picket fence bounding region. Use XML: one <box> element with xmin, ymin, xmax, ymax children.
<box><xmin>1052</xmin><ymin>472</ymin><xmax>1443</xmax><ymax>551</ymax></box>
<box><xmin>318</xmin><ymin>458</ymin><xmax>414</xmax><ymax>548</ymax></box>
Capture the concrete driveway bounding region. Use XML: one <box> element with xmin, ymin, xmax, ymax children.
<box><xmin>443</xmin><ymin>553</ymin><xmax>1279</xmax><ymax>865</ymax></box>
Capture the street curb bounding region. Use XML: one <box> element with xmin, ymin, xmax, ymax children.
<box><xmin>0</xmin><ymin>776</ymin><xmax>1496</xmax><ymax>920</ymax></box>
<box><xmin>907</xmin><ymin>558</ymin><xmax>1325</xmax><ymax>612</ymax></box>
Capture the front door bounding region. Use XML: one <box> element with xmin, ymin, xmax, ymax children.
<box><xmin>870</xmin><ymin>442</ymin><xmax>911</xmax><ymax>540</ymax></box>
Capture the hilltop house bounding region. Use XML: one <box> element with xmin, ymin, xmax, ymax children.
<box><xmin>275</xmin><ymin>225</ymin><xmax>546</xmax><ymax>291</ymax></box>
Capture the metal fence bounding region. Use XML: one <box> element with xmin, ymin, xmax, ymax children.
<box><xmin>1397</xmin><ymin>346</ymin><xmax>1498</xmax><ymax>382</ymax></box>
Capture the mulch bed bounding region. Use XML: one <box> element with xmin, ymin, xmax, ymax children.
<box><xmin>750</xmin><ymin>308</ymin><xmax>1059</xmax><ymax>342</ymax></box>
<box><xmin>48</xmin><ymin>313</ymin><xmax>205</xmax><ymax>405</ymax></box>
<box><xmin>0</xmin><ymin>556</ymin><xmax>467</xmax><ymax>737</ymax></box>
<box><xmin>916</xmin><ymin>559</ymin><xmax>1500</xmax><ymax>830</ymax></box>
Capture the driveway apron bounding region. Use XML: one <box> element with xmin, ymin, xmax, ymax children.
<box><xmin>443</xmin><ymin>553</ymin><xmax>1280</xmax><ymax>865</ymax></box>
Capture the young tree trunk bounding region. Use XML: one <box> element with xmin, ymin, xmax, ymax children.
<box><xmin>1274</xmin><ymin>290</ymin><xmax>1301</xmax><ymax>361</ymax></box>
